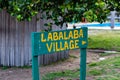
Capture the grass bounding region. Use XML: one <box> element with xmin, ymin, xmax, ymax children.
<box><xmin>99</xmin><ymin>52</ymin><xmax>119</xmax><ymax>57</ymax></box>
<box><xmin>0</xmin><ymin>66</ymin><xmax>31</xmax><ymax>70</ymax></box>
<box><xmin>88</xmin><ymin>56</ymin><xmax>120</xmax><ymax>80</ymax></box>
<box><xmin>42</xmin><ymin>30</ymin><xmax>120</xmax><ymax>80</ymax></box>
<box><xmin>88</xmin><ymin>30</ymin><xmax>120</xmax><ymax>51</ymax></box>
<box><xmin>0</xmin><ymin>66</ymin><xmax>10</xmax><ymax>70</ymax></box>
<box><xmin>42</xmin><ymin>69</ymin><xmax>80</xmax><ymax>80</ymax></box>
<box><xmin>69</xmin><ymin>54</ymin><xmax>78</xmax><ymax>58</ymax></box>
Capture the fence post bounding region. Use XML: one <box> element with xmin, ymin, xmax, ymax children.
<box><xmin>110</xmin><ymin>11</ymin><xmax>115</xmax><ymax>29</ymax></box>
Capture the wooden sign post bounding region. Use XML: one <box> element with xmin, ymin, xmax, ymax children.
<box><xmin>31</xmin><ymin>27</ymin><xmax>88</xmax><ymax>80</ymax></box>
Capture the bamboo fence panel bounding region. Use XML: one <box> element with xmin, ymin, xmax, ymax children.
<box><xmin>0</xmin><ymin>10</ymin><xmax>69</xmax><ymax>66</ymax></box>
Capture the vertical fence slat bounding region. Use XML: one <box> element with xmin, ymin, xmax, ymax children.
<box><xmin>28</xmin><ymin>21</ymin><xmax>31</xmax><ymax>65</ymax></box>
<box><xmin>15</xmin><ymin>20</ymin><xmax>20</xmax><ymax>66</ymax></box>
<box><xmin>1</xmin><ymin>10</ymin><xmax>6</xmax><ymax>66</ymax></box>
<box><xmin>24</xmin><ymin>21</ymin><xmax>29</xmax><ymax>65</ymax></box>
<box><xmin>0</xmin><ymin>12</ymin><xmax>2</xmax><ymax>65</ymax></box>
<box><xmin>5</xmin><ymin>11</ymin><xmax>10</xmax><ymax>66</ymax></box>
<box><xmin>10</xmin><ymin>16</ymin><xmax>16</xmax><ymax>66</ymax></box>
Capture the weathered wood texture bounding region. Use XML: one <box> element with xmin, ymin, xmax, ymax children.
<box><xmin>0</xmin><ymin>10</ymin><xmax>69</xmax><ymax>66</ymax></box>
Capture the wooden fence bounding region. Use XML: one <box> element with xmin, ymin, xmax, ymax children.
<box><xmin>0</xmin><ymin>10</ymin><xmax>69</xmax><ymax>66</ymax></box>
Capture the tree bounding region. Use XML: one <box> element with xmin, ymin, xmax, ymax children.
<box><xmin>0</xmin><ymin>0</ymin><xmax>119</xmax><ymax>27</ymax></box>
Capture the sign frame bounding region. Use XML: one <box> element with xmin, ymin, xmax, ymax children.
<box><xmin>31</xmin><ymin>27</ymin><xmax>88</xmax><ymax>80</ymax></box>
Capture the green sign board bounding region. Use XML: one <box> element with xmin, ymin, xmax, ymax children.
<box><xmin>31</xmin><ymin>27</ymin><xmax>88</xmax><ymax>80</ymax></box>
<box><xmin>32</xmin><ymin>27</ymin><xmax>87</xmax><ymax>55</ymax></box>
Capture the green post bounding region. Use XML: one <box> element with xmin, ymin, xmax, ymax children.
<box><xmin>32</xmin><ymin>56</ymin><xmax>39</xmax><ymax>80</ymax></box>
<box><xmin>80</xmin><ymin>48</ymin><xmax>87</xmax><ymax>80</ymax></box>
<box><xmin>32</xmin><ymin>33</ymin><xmax>40</xmax><ymax>80</ymax></box>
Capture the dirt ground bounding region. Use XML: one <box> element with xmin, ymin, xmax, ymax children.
<box><xmin>0</xmin><ymin>49</ymin><xmax>118</xmax><ymax>80</ymax></box>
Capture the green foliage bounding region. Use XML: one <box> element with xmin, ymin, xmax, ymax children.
<box><xmin>7</xmin><ymin>1</ymin><xmax>39</xmax><ymax>21</ymax></box>
<box><xmin>0</xmin><ymin>0</ymin><xmax>120</xmax><ymax>26</ymax></box>
<box><xmin>105</xmin><ymin>0</ymin><xmax>120</xmax><ymax>11</ymax></box>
